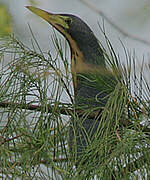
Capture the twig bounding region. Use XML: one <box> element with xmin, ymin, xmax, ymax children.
<box><xmin>41</xmin><ymin>158</ymin><xmax>68</xmax><ymax>164</ymax></box>
<box><xmin>0</xmin><ymin>101</ymin><xmax>102</xmax><ymax>118</ymax></box>
<box><xmin>80</xmin><ymin>0</ymin><xmax>150</xmax><ymax>46</ymax></box>
<box><xmin>0</xmin><ymin>134</ymin><xmax>23</xmax><ymax>145</ymax></box>
<box><xmin>115</xmin><ymin>130</ymin><xmax>121</xmax><ymax>141</ymax></box>
<box><xmin>0</xmin><ymin>101</ymin><xmax>71</xmax><ymax>115</ymax></box>
<box><xmin>117</xmin><ymin>155</ymin><xmax>147</xmax><ymax>178</ymax></box>
<box><xmin>0</xmin><ymin>101</ymin><xmax>150</xmax><ymax>133</ymax></box>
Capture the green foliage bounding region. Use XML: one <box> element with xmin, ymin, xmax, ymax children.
<box><xmin>0</xmin><ymin>4</ymin><xmax>12</xmax><ymax>37</ymax></box>
<box><xmin>0</xmin><ymin>32</ymin><xmax>150</xmax><ymax>179</ymax></box>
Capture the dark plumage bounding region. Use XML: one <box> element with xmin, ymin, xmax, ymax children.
<box><xmin>61</xmin><ymin>14</ymin><xmax>105</xmax><ymax>66</ymax></box>
<box><xmin>26</xmin><ymin>6</ymin><xmax>113</xmax><ymax>159</ymax></box>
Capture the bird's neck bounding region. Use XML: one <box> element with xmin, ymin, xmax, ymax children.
<box><xmin>69</xmin><ymin>34</ymin><xmax>107</xmax><ymax>107</ymax></box>
<box><xmin>71</xmin><ymin>32</ymin><xmax>105</xmax><ymax>66</ymax></box>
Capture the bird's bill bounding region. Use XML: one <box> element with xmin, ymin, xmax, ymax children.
<box><xmin>26</xmin><ymin>6</ymin><xmax>70</xmax><ymax>29</ymax></box>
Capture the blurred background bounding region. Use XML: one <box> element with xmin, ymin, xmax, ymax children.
<box><xmin>0</xmin><ymin>1</ymin><xmax>150</xmax><ymax>179</ymax></box>
<box><xmin>1</xmin><ymin>0</ymin><xmax>150</xmax><ymax>64</ymax></box>
<box><xmin>1</xmin><ymin>0</ymin><xmax>150</xmax><ymax>104</ymax></box>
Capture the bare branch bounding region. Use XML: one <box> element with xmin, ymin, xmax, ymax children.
<box><xmin>0</xmin><ymin>101</ymin><xmax>71</xmax><ymax>116</ymax></box>
<box><xmin>0</xmin><ymin>101</ymin><xmax>150</xmax><ymax>134</ymax></box>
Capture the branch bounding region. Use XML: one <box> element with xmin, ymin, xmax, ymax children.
<box><xmin>0</xmin><ymin>101</ymin><xmax>71</xmax><ymax>115</ymax></box>
<box><xmin>80</xmin><ymin>0</ymin><xmax>150</xmax><ymax>46</ymax></box>
<box><xmin>0</xmin><ymin>134</ymin><xmax>23</xmax><ymax>145</ymax></box>
<box><xmin>0</xmin><ymin>101</ymin><xmax>102</xmax><ymax>118</ymax></box>
<box><xmin>112</xmin><ymin>154</ymin><xmax>148</xmax><ymax>179</ymax></box>
<box><xmin>0</xmin><ymin>101</ymin><xmax>150</xmax><ymax>133</ymax></box>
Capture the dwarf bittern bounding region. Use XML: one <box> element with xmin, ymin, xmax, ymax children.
<box><xmin>26</xmin><ymin>6</ymin><xmax>111</xmax><ymax>158</ymax></box>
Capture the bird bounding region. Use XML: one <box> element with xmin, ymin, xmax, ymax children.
<box><xmin>26</xmin><ymin>6</ymin><xmax>115</xmax><ymax>162</ymax></box>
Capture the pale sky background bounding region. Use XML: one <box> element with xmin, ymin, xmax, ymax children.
<box><xmin>1</xmin><ymin>0</ymin><xmax>150</xmax><ymax>179</ymax></box>
<box><xmin>2</xmin><ymin>0</ymin><xmax>150</xmax><ymax>63</ymax></box>
<box><xmin>2</xmin><ymin>0</ymin><xmax>150</xmax><ymax>94</ymax></box>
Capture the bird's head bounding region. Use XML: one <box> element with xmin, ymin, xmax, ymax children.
<box><xmin>26</xmin><ymin>6</ymin><xmax>105</xmax><ymax>73</ymax></box>
<box><xmin>26</xmin><ymin>6</ymin><xmax>93</xmax><ymax>40</ymax></box>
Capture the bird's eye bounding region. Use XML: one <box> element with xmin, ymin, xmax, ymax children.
<box><xmin>65</xmin><ymin>18</ymin><xmax>72</xmax><ymax>25</ymax></box>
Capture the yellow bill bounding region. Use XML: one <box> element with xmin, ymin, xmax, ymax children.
<box><xmin>26</xmin><ymin>6</ymin><xmax>70</xmax><ymax>29</ymax></box>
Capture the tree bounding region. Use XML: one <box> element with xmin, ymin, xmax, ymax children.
<box><xmin>0</xmin><ymin>29</ymin><xmax>150</xmax><ymax>180</ymax></box>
